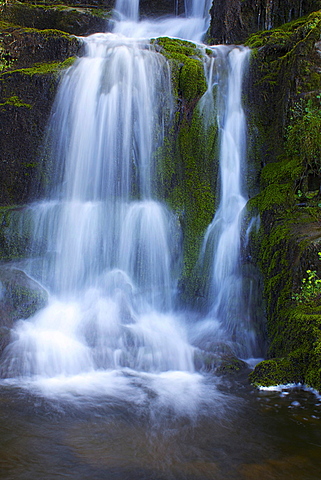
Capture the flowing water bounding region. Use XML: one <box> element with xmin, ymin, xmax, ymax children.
<box><xmin>0</xmin><ymin>0</ymin><xmax>320</xmax><ymax>478</ymax></box>
<box><xmin>197</xmin><ymin>46</ymin><xmax>258</xmax><ymax>358</ymax></box>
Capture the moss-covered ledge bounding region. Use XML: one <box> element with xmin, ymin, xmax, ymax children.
<box><xmin>248</xmin><ymin>195</ymin><xmax>321</xmax><ymax>392</ymax></box>
<box><xmin>246</xmin><ymin>11</ymin><xmax>321</xmax><ymax>392</ymax></box>
<box><xmin>1</xmin><ymin>2</ymin><xmax>111</xmax><ymax>36</ymax></box>
<box><xmin>250</xmin><ymin>306</ymin><xmax>321</xmax><ymax>390</ymax></box>
<box><xmin>154</xmin><ymin>37</ymin><xmax>218</xmax><ymax>303</ymax></box>
<box><xmin>0</xmin><ymin>23</ymin><xmax>82</xmax><ymax>70</ymax></box>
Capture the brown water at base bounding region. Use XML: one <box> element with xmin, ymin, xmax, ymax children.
<box><xmin>0</xmin><ymin>376</ymin><xmax>320</xmax><ymax>480</ymax></box>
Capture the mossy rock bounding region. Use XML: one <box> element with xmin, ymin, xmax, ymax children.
<box><xmin>0</xmin><ymin>205</ymin><xmax>34</xmax><ymax>261</ymax></box>
<box><xmin>249</xmin><ymin>357</ymin><xmax>301</xmax><ymax>387</ymax></box>
<box><xmin>13</xmin><ymin>0</ymin><xmax>179</xmax><ymax>17</ymax></box>
<box><xmin>245</xmin><ymin>11</ymin><xmax>321</xmax><ymax>392</ymax></box>
<box><xmin>194</xmin><ymin>343</ymin><xmax>249</xmax><ymax>375</ymax></box>
<box><xmin>156</xmin><ymin>106</ymin><xmax>218</xmax><ymax>304</ymax></box>
<box><xmin>0</xmin><ymin>266</ymin><xmax>48</xmax><ymax>352</ymax></box>
<box><xmin>0</xmin><ymin>24</ymin><xmax>82</xmax><ymax>70</ymax></box>
<box><xmin>154</xmin><ymin>37</ymin><xmax>207</xmax><ymax>101</ymax></box>
<box><xmin>216</xmin><ymin>355</ymin><xmax>248</xmax><ymax>376</ymax></box>
<box><xmin>1</xmin><ymin>2</ymin><xmax>110</xmax><ymax>36</ymax></box>
<box><xmin>0</xmin><ymin>57</ymin><xmax>76</xmax><ymax>205</ymax></box>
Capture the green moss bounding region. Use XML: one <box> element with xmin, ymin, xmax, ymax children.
<box><xmin>89</xmin><ymin>8</ymin><xmax>112</xmax><ymax>20</ymax></box>
<box><xmin>0</xmin><ymin>95</ymin><xmax>32</xmax><ymax>108</ymax></box>
<box><xmin>155</xmin><ymin>37</ymin><xmax>207</xmax><ymax>101</ymax></box>
<box><xmin>260</xmin><ymin>157</ymin><xmax>303</xmax><ymax>187</ymax></box>
<box><xmin>250</xmin><ymin>201</ymin><xmax>321</xmax><ymax>391</ymax></box>
<box><xmin>0</xmin><ymin>20</ymin><xmax>19</xmax><ymax>30</ymax></box>
<box><xmin>249</xmin><ymin>357</ymin><xmax>301</xmax><ymax>387</ymax></box>
<box><xmin>246</xmin><ymin>11</ymin><xmax>321</xmax><ymax>50</ymax></box>
<box><xmin>0</xmin><ymin>205</ymin><xmax>34</xmax><ymax>260</ymax></box>
<box><xmin>11</xmin><ymin>25</ymin><xmax>77</xmax><ymax>39</ymax></box>
<box><xmin>1</xmin><ymin>56</ymin><xmax>76</xmax><ymax>77</ymax></box>
<box><xmin>286</xmin><ymin>97</ymin><xmax>321</xmax><ymax>175</ymax></box>
<box><xmin>245</xmin><ymin>9</ymin><xmax>321</xmax><ymax>391</ymax></box>
<box><xmin>253</xmin><ymin>183</ymin><xmax>295</xmax><ymax>213</ymax></box>
<box><xmin>1</xmin><ymin>1</ymin><xmax>112</xmax><ymax>31</ymax></box>
<box><xmin>216</xmin><ymin>355</ymin><xmax>248</xmax><ymax>376</ymax></box>
<box><xmin>251</xmin><ymin>305</ymin><xmax>321</xmax><ymax>391</ymax></box>
<box><xmin>177</xmin><ymin>113</ymin><xmax>217</xmax><ymax>283</ymax></box>
<box><xmin>156</xmin><ymin>102</ymin><xmax>218</xmax><ymax>301</ymax></box>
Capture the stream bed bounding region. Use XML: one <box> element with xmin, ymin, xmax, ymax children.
<box><xmin>1</xmin><ymin>376</ymin><xmax>320</xmax><ymax>480</ymax></box>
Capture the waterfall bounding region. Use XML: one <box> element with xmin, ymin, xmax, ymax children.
<box><xmin>198</xmin><ymin>46</ymin><xmax>258</xmax><ymax>358</ymax></box>
<box><xmin>184</xmin><ymin>0</ymin><xmax>213</xmax><ymax>18</ymax></box>
<box><xmin>115</xmin><ymin>0</ymin><xmax>139</xmax><ymax>21</ymax></box>
<box><xmin>0</xmin><ymin>31</ymin><xmax>194</xmax><ymax>383</ymax></box>
<box><xmin>0</xmin><ymin>0</ymin><xmax>260</xmax><ymax>398</ymax></box>
<box><xmin>113</xmin><ymin>0</ymin><xmax>212</xmax><ymax>43</ymax></box>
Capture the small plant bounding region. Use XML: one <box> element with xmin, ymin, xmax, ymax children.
<box><xmin>292</xmin><ymin>253</ymin><xmax>321</xmax><ymax>303</ymax></box>
<box><xmin>0</xmin><ymin>35</ymin><xmax>14</xmax><ymax>72</ymax></box>
<box><xmin>286</xmin><ymin>96</ymin><xmax>321</xmax><ymax>175</ymax></box>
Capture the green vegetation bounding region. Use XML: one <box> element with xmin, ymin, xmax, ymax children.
<box><xmin>1</xmin><ymin>56</ymin><xmax>76</xmax><ymax>77</ymax></box>
<box><xmin>0</xmin><ymin>95</ymin><xmax>32</xmax><ymax>108</ymax></box>
<box><xmin>247</xmin><ymin>11</ymin><xmax>321</xmax><ymax>392</ymax></box>
<box><xmin>0</xmin><ymin>2</ymin><xmax>110</xmax><ymax>35</ymax></box>
<box><xmin>153</xmin><ymin>37</ymin><xmax>219</xmax><ymax>301</ymax></box>
<box><xmin>292</xmin><ymin>255</ymin><xmax>321</xmax><ymax>304</ymax></box>
<box><xmin>286</xmin><ymin>96</ymin><xmax>321</xmax><ymax>177</ymax></box>
<box><xmin>157</xmin><ymin>104</ymin><xmax>218</xmax><ymax>301</ymax></box>
<box><xmin>154</xmin><ymin>37</ymin><xmax>207</xmax><ymax>101</ymax></box>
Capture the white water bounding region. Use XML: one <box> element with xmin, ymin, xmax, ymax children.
<box><xmin>0</xmin><ymin>0</ymin><xmax>259</xmax><ymax>402</ymax></box>
<box><xmin>198</xmin><ymin>46</ymin><xmax>258</xmax><ymax>358</ymax></box>
<box><xmin>113</xmin><ymin>0</ymin><xmax>212</xmax><ymax>43</ymax></box>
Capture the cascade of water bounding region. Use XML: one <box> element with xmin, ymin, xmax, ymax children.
<box><xmin>0</xmin><ymin>32</ymin><xmax>193</xmax><ymax>382</ymax></box>
<box><xmin>199</xmin><ymin>46</ymin><xmax>258</xmax><ymax>358</ymax></box>
<box><xmin>115</xmin><ymin>0</ymin><xmax>139</xmax><ymax>21</ymax></box>
<box><xmin>113</xmin><ymin>0</ymin><xmax>213</xmax><ymax>43</ymax></box>
<box><xmin>184</xmin><ymin>0</ymin><xmax>213</xmax><ymax>18</ymax></box>
<box><xmin>28</xmin><ymin>34</ymin><xmax>174</xmax><ymax>298</ymax></box>
<box><xmin>0</xmin><ymin>0</ymin><xmax>260</xmax><ymax>397</ymax></box>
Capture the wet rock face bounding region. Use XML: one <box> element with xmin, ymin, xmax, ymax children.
<box><xmin>209</xmin><ymin>0</ymin><xmax>321</xmax><ymax>44</ymax></box>
<box><xmin>0</xmin><ymin>59</ymin><xmax>77</xmax><ymax>205</ymax></box>
<box><xmin>0</xmin><ymin>267</ymin><xmax>48</xmax><ymax>352</ymax></box>
<box><xmin>2</xmin><ymin>3</ymin><xmax>110</xmax><ymax>36</ymax></box>
<box><xmin>140</xmin><ymin>0</ymin><xmax>185</xmax><ymax>17</ymax></box>
<box><xmin>0</xmin><ymin>21</ymin><xmax>83</xmax><ymax>206</ymax></box>
<box><xmin>10</xmin><ymin>0</ymin><xmax>184</xmax><ymax>23</ymax></box>
<box><xmin>1</xmin><ymin>28</ymin><xmax>82</xmax><ymax>69</ymax></box>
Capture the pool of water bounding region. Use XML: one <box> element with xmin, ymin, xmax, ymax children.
<box><xmin>0</xmin><ymin>373</ymin><xmax>320</xmax><ymax>480</ymax></box>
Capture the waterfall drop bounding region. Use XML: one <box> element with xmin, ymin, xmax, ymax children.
<box><xmin>196</xmin><ymin>46</ymin><xmax>259</xmax><ymax>358</ymax></box>
<box><xmin>0</xmin><ymin>0</ymin><xmax>262</xmax><ymax>402</ymax></box>
<box><xmin>113</xmin><ymin>0</ymin><xmax>212</xmax><ymax>43</ymax></box>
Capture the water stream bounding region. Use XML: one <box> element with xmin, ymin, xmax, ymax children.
<box><xmin>0</xmin><ymin>0</ymin><xmax>319</xmax><ymax>478</ymax></box>
<box><xmin>1</xmin><ymin>0</ymin><xmax>248</xmax><ymax>396</ymax></box>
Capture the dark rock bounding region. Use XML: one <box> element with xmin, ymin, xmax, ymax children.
<box><xmin>209</xmin><ymin>0</ymin><xmax>321</xmax><ymax>44</ymax></box>
<box><xmin>0</xmin><ymin>267</ymin><xmax>48</xmax><ymax>351</ymax></box>
<box><xmin>0</xmin><ymin>26</ymin><xmax>82</xmax><ymax>69</ymax></box>
<box><xmin>0</xmin><ymin>59</ymin><xmax>78</xmax><ymax>205</ymax></box>
<box><xmin>140</xmin><ymin>0</ymin><xmax>184</xmax><ymax>17</ymax></box>
<box><xmin>2</xmin><ymin>3</ymin><xmax>110</xmax><ymax>37</ymax></box>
